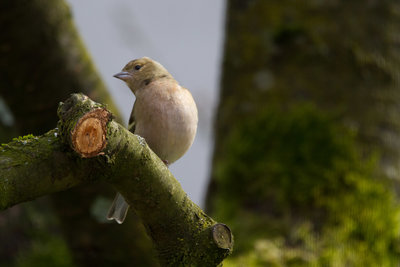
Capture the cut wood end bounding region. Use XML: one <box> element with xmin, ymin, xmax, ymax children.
<box><xmin>212</xmin><ymin>223</ymin><xmax>233</xmax><ymax>250</ymax></box>
<box><xmin>71</xmin><ymin>108</ymin><xmax>110</xmax><ymax>157</ymax></box>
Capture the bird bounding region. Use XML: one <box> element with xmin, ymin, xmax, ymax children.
<box><xmin>107</xmin><ymin>57</ymin><xmax>198</xmax><ymax>224</ymax></box>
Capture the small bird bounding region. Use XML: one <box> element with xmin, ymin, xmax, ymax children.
<box><xmin>107</xmin><ymin>57</ymin><xmax>198</xmax><ymax>224</ymax></box>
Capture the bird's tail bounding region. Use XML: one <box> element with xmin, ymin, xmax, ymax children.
<box><xmin>107</xmin><ymin>192</ymin><xmax>130</xmax><ymax>224</ymax></box>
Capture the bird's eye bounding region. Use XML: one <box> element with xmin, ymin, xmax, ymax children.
<box><xmin>134</xmin><ymin>65</ymin><xmax>141</xmax><ymax>70</ymax></box>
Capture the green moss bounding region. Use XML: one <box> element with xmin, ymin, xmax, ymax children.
<box><xmin>215</xmin><ymin>104</ymin><xmax>400</xmax><ymax>266</ymax></box>
<box><xmin>12</xmin><ymin>134</ymin><xmax>36</xmax><ymax>142</ymax></box>
<box><xmin>1</xmin><ymin>134</ymin><xmax>37</xmax><ymax>148</ymax></box>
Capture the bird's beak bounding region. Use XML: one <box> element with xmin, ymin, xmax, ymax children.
<box><xmin>113</xmin><ymin>71</ymin><xmax>131</xmax><ymax>81</ymax></box>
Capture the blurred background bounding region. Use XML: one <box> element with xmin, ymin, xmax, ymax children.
<box><xmin>1</xmin><ymin>0</ymin><xmax>400</xmax><ymax>266</ymax></box>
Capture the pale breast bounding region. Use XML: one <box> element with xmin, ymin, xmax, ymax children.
<box><xmin>133</xmin><ymin>80</ymin><xmax>198</xmax><ymax>164</ymax></box>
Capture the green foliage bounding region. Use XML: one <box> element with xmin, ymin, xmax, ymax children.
<box><xmin>214</xmin><ymin>104</ymin><xmax>400</xmax><ymax>266</ymax></box>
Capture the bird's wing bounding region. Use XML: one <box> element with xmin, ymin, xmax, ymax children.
<box><xmin>128</xmin><ymin>101</ymin><xmax>136</xmax><ymax>133</ymax></box>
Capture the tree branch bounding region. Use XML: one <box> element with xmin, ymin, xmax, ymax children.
<box><xmin>0</xmin><ymin>94</ymin><xmax>233</xmax><ymax>266</ymax></box>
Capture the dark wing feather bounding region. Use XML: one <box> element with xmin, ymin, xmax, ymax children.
<box><xmin>128</xmin><ymin>101</ymin><xmax>136</xmax><ymax>133</ymax></box>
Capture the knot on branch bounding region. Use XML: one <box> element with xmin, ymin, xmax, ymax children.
<box><xmin>57</xmin><ymin>94</ymin><xmax>111</xmax><ymax>158</ymax></box>
<box><xmin>212</xmin><ymin>223</ymin><xmax>233</xmax><ymax>251</ymax></box>
<box><xmin>71</xmin><ymin>108</ymin><xmax>110</xmax><ymax>157</ymax></box>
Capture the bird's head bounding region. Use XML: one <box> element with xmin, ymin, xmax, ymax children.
<box><xmin>113</xmin><ymin>57</ymin><xmax>172</xmax><ymax>94</ymax></box>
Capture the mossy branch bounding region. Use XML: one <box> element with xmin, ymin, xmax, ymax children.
<box><xmin>0</xmin><ymin>94</ymin><xmax>233</xmax><ymax>266</ymax></box>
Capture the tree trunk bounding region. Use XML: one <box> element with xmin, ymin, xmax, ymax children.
<box><xmin>0</xmin><ymin>1</ymin><xmax>157</xmax><ymax>266</ymax></box>
<box><xmin>207</xmin><ymin>0</ymin><xmax>400</xmax><ymax>265</ymax></box>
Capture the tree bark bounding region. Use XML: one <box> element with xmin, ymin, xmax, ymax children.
<box><xmin>1</xmin><ymin>94</ymin><xmax>233</xmax><ymax>266</ymax></box>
